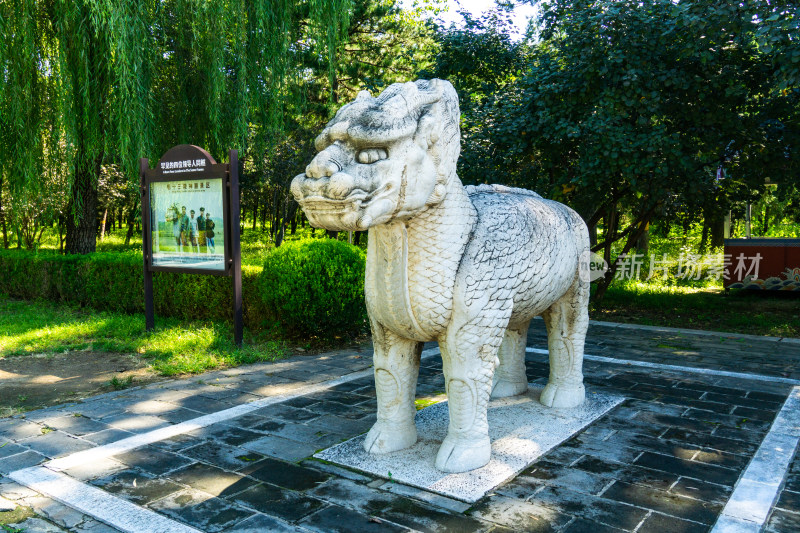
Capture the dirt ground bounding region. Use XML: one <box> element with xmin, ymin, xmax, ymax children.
<box><xmin>0</xmin><ymin>352</ymin><xmax>159</xmax><ymax>417</ymax></box>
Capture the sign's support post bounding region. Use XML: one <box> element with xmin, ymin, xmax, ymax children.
<box><xmin>229</xmin><ymin>150</ymin><xmax>243</xmax><ymax>347</ymax></box>
<box><xmin>140</xmin><ymin>158</ymin><xmax>155</xmax><ymax>332</ymax></box>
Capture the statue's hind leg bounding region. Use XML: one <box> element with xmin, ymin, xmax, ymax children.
<box><xmin>363</xmin><ymin>319</ymin><xmax>422</xmax><ymax>454</ymax></box>
<box><xmin>540</xmin><ymin>273</ymin><xmax>589</xmax><ymax>408</ymax></box>
<box><xmin>491</xmin><ymin>320</ymin><xmax>530</xmax><ymax>398</ymax></box>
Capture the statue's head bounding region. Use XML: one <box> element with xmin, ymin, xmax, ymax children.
<box><xmin>291</xmin><ymin>79</ymin><xmax>460</xmax><ymax>231</ymax></box>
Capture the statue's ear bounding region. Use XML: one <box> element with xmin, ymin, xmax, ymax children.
<box><xmin>414</xmin><ymin>108</ymin><xmax>441</xmax><ymax>150</ymax></box>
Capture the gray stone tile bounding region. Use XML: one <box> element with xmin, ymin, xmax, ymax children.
<box><xmin>635</xmin><ymin>512</ymin><xmax>710</xmax><ymax>533</ymax></box>
<box><xmin>240</xmin><ymin>435</ymin><xmax>320</xmax><ymax>462</ymax></box>
<box><xmin>91</xmin><ymin>469</ymin><xmax>184</xmax><ymax>505</ymax></box>
<box><xmin>242</xmin><ymin>457</ymin><xmax>328</xmax><ymax>491</ymax></box>
<box><xmin>61</xmin><ymin>457</ymin><xmax>127</xmax><ymax>481</ymax></box>
<box><xmin>634</xmin><ymin>451</ymin><xmax>739</xmax><ymax>486</ymax></box>
<box><xmin>498</xmin><ymin>460</ymin><xmax>611</xmax><ymax>499</ymax></box>
<box><xmin>222</xmin><ymin>513</ymin><xmax>306</xmax><ymax>533</ymax></box>
<box><xmin>0</xmin><ymin>479</ymin><xmax>38</xmax><ymax>500</ymax></box>
<box><xmin>71</xmin><ymin>518</ymin><xmax>123</xmax><ymax>532</ymax></box>
<box><xmin>248</xmin><ymin>418</ymin><xmax>349</xmax><ymax>447</ymax></box>
<box><xmin>21</xmin><ymin>495</ymin><xmax>86</xmax><ymax>529</ymax></box>
<box><xmin>81</xmin><ymin>428</ymin><xmax>134</xmax><ymax>446</ymax></box>
<box><xmin>71</xmin><ymin>401</ymin><xmax>131</xmax><ymax>420</ymax></box>
<box><xmin>530</xmin><ymin>485</ymin><xmax>647</xmax><ymax>531</ymax></box>
<box><xmin>670</xmin><ymin>477</ymin><xmax>733</xmax><ymax>506</ymax></box>
<box><xmin>377</xmin><ymin>482</ymin><xmax>472</xmax><ymax>513</ymax></box>
<box><xmin>180</xmin><ymin>442</ymin><xmax>265</xmax><ymax>472</ymax></box>
<box><xmin>40</xmin><ymin>415</ymin><xmax>109</xmax><ymax>436</ymax></box>
<box><xmin>469</xmin><ymin>494</ymin><xmax>571</xmax><ymax>531</ymax></box>
<box><xmin>0</xmin><ymin>440</ymin><xmax>28</xmax><ymax>459</ymax></box>
<box><xmin>300</xmin><ymin>459</ymin><xmax>372</xmax><ymax>482</ymax></box>
<box><xmin>113</xmin><ymin>447</ymin><xmax>194</xmax><ymax>476</ymax></box>
<box><xmin>602</xmin><ymin>480</ymin><xmax>721</xmax><ymax>525</ymax></box>
<box><xmin>18</xmin><ymin>430</ymin><xmax>94</xmax><ymax>458</ymax></box>
<box><xmin>9</xmin><ymin>517</ymin><xmax>67</xmax><ymax>532</ymax></box>
<box><xmin>309</xmin><ymin>478</ymin><xmax>491</xmax><ymax>532</ymax></box>
<box><xmin>148</xmin><ymin>488</ymin><xmax>253</xmax><ymax>533</ymax></box>
<box><xmin>103</xmin><ymin>413</ymin><xmax>171</xmax><ymax>433</ymax></box>
<box><xmin>168</xmin><ymin>462</ymin><xmax>257</xmax><ymax>498</ymax></box>
<box><xmin>0</xmin><ymin>418</ymin><xmax>44</xmax><ymax>441</ymax></box>
<box><xmin>561</xmin><ymin>518</ymin><xmax>627</xmax><ymax>533</ymax></box>
<box><xmin>765</xmin><ymin>508</ymin><xmax>800</xmax><ymax>532</ymax></box>
<box><xmin>299</xmin><ymin>504</ymin><xmax>407</xmax><ymax>533</ymax></box>
<box><xmin>224</xmin><ymin>483</ymin><xmax>325</xmax><ymax>522</ymax></box>
<box><xmin>304</xmin><ymin>414</ymin><xmax>374</xmax><ymax>437</ymax></box>
<box><xmin>190</xmin><ymin>425</ymin><xmax>265</xmax><ymax>447</ymax></box>
<box><xmin>0</xmin><ymin>450</ymin><xmax>48</xmax><ymax>474</ymax></box>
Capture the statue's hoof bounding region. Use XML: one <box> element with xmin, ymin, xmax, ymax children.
<box><xmin>363</xmin><ymin>421</ymin><xmax>417</xmax><ymax>454</ymax></box>
<box><xmin>491</xmin><ymin>380</ymin><xmax>528</xmax><ymax>399</ymax></box>
<box><xmin>540</xmin><ymin>382</ymin><xmax>585</xmax><ymax>408</ymax></box>
<box><xmin>434</xmin><ymin>434</ymin><xmax>491</xmax><ymax>473</ymax></box>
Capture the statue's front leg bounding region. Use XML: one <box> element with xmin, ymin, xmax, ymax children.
<box><xmin>363</xmin><ymin>320</ymin><xmax>422</xmax><ymax>454</ymax></box>
<box><xmin>435</xmin><ymin>313</ymin><xmax>507</xmax><ymax>473</ymax></box>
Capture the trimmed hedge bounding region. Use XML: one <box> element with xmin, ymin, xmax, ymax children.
<box><xmin>0</xmin><ymin>249</ymin><xmax>269</xmax><ymax>329</ymax></box>
<box><xmin>259</xmin><ymin>239</ymin><xmax>368</xmax><ymax>337</ymax></box>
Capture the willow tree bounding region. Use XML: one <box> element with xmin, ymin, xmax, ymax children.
<box><xmin>0</xmin><ymin>0</ymin><xmax>353</xmax><ymax>253</ymax></box>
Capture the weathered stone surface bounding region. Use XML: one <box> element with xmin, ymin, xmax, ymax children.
<box><xmin>292</xmin><ymin>78</ymin><xmax>592</xmax><ymax>473</ymax></box>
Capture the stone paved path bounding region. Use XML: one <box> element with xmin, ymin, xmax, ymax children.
<box><xmin>1</xmin><ymin>321</ymin><xmax>799</xmax><ymax>532</ymax></box>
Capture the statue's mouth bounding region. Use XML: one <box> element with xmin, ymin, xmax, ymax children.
<box><xmin>294</xmin><ymin>181</ymin><xmax>397</xmax><ymax>231</ymax></box>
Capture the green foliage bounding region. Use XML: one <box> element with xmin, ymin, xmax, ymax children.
<box><xmin>259</xmin><ymin>239</ymin><xmax>367</xmax><ymax>338</ymax></box>
<box><xmin>0</xmin><ymin>249</ymin><xmax>269</xmax><ymax>328</ymax></box>
<box><xmin>443</xmin><ymin>0</ymin><xmax>800</xmax><ymax>297</ymax></box>
<box><xmin>0</xmin><ymin>0</ymin><xmax>357</xmax><ymax>254</ymax></box>
<box><xmin>109</xmin><ymin>375</ymin><xmax>135</xmax><ymax>390</ymax></box>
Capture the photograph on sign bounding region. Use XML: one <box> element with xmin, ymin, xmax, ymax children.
<box><xmin>149</xmin><ymin>178</ymin><xmax>225</xmax><ymax>271</ymax></box>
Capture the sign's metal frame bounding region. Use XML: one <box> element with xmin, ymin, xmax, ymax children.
<box><xmin>139</xmin><ymin>145</ymin><xmax>243</xmax><ymax>345</ymax></box>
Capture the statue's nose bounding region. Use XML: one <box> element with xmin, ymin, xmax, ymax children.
<box><xmin>305</xmin><ymin>155</ymin><xmax>339</xmax><ymax>179</ymax></box>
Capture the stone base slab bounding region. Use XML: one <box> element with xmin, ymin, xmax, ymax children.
<box><xmin>314</xmin><ymin>385</ymin><xmax>625</xmax><ymax>502</ymax></box>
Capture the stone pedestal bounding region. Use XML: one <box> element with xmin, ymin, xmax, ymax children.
<box><xmin>315</xmin><ymin>385</ymin><xmax>624</xmax><ymax>502</ymax></box>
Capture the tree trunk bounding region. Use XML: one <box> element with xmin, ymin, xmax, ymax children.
<box><xmin>99</xmin><ymin>208</ymin><xmax>108</xmax><ymax>240</ymax></box>
<box><xmin>699</xmin><ymin>216</ymin><xmax>710</xmax><ymax>252</ymax></box>
<box><xmin>0</xmin><ymin>172</ymin><xmax>7</xmax><ymax>249</ymax></box>
<box><xmin>635</xmin><ymin>224</ymin><xmax>649</xmax><ymax>255</ymax></box>
<box><xmin>710</xmin><ymin>215</ymin><xmax>725</xmax><ymax>248</ymax></box>
<box><xmin>124</xmin><ymin>197</ymin><xmax>138</xmax><ymax>245</ymax></box>
<box><xmin>326</xmin><ymin>230</ymin><xmax>338</xmax><ymax>239</ymax></box>
<box><xmin>65</xmin><ymin>157</ymin><xmax>100</xmax><ymax>254</ymax></box>
<box><xmin>252</xmin><ymin>199</ymin><xmax>258</xmax><ymax>230</ymax></box>
<box><xmin>588</xmin><ymin>224</ymin><xmax>597</xmax><ymax>248</ymax></box>
<box><xmin>58</xmin><ymin>215</ymin><xmax>65</xmax><ymax>253</ymax></box>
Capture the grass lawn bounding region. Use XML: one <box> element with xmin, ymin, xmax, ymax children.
<box><xmin>594</xmin><ymin>280</ymin><xmax>800</xmax><ymax>337</ymax></box>
<box><xmin>0</xmin><ymin>296</ymin><xmax>286</xmax><ymax>375</ymax></box>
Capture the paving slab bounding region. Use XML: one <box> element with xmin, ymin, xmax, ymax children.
<box><xmin>3</xmin><ymin>320</ymin><xmax>799</xmax><ymax>533</ymax></box>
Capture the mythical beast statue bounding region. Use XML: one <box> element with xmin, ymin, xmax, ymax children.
<box><xmin>291</xmin><ymin>79</ymin><xmax>590</xmax><ymax>473</ymax></box>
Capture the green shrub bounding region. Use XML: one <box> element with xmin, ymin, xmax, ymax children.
<box><xmin>259</xmin><ymin>239</ymin><xmax>367</xmax><ymax>338</ymax></box>
<box><xmin>0</xmin><ymin>249</ymin><xmax>268</xmax><ymax>329</ymax></box>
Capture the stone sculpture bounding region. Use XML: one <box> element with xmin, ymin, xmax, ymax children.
<box><xmin>291</xmin><ymin>79</ymin><xmax>590</xmax><ymax>473</ymax></box>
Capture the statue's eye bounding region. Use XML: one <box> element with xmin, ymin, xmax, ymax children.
<box><xmin>356</xmin><ymin>148</ymin><xmax>388</xmax><ymax>164</ymax></box>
